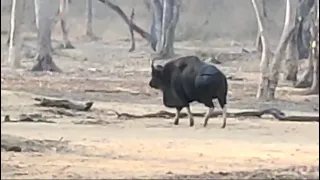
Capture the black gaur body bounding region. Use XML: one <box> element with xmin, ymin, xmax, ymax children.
<box><xmin>149</xmin><ymin>55</ymin><xmax>228</xmax><ymax>128</ymax></box>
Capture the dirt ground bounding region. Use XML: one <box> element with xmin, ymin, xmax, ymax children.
<box><xmin>1</xmin><ymin>1</ymin><xmax>319</xmax><ymax>179</ymax></box>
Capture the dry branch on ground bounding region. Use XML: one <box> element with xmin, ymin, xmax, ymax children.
<box><xmin>105</xmin><ymin>108</ymin><xmax>319</xmax><ymax>122</ymax></box>
<box><xmin>84</xmin><ymin>88</ymin><xmax>151</xmax><ymax>96</ymax></box>
<box><xmin>3</xmin><ymin>114</ymin><xmax>56</xmax><ymax>123</ymax></box>
<box><xmin>34</xmin><ymin>97</ymin><xmax>94</xmax><ymax>111</ymax></box>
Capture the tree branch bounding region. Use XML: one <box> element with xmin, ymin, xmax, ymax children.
<box><xmin>97</xmin><ymin>0</ymin><xmax>156</xmax><ymax>50</ymax></box>
<box><xmin>105</xmin><ymin>108</ymin><xmax>319</xmax><ymax>122</ymax></box>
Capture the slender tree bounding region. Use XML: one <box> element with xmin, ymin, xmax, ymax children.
<box><xmin>31</xmin><ymin>0</ymin><xmax>61</xmax><ymax>72</ymax></box>
<box><xmin>8</xmin><ymin>0</ymin><xmax>24</xmax><ymax>68</ymax></box>
<box><xmin>85</xmin><ymin>0</ymin><xmax>95</xmax><ymax>38</ymax></box>
<box><xmin>151</xmin><ymin>0</ymin><xmax>180</xmax><ymax>59</ymax></box>
<box><xmin>252</xmin><ymin>0</ymin><xmax>296</xmax><ymax>100</ymax></box>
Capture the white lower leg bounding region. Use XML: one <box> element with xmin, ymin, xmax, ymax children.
<box><xmin>186</xmin><ymin>107</ymin><xmax>194</xmax><ymax>126</ymax></box>
<box><xmin>186</xmin><ymin>107</ymin><xmax>193</xmax><ymax>119</ymax></box>
<box><xmin>203</xmin><ymin>107</ymin><xmax>214</xmax><ymax>127</ymax></box>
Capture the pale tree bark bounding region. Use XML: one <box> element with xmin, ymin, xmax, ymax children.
<box><xmin>58</xmin><ymin>0</ymin><xmax>74</xmax><ymax>49</ymax></box>
<box><xmin>296</xmin><ymin>0</ymin><xmax>314</xmax><ymax>59</ymax></box>
<box><xmin>8</xmin><ymin>0</ymin><xmax>24</xmax><ymax>68</ymax></box>
<box><xmin>150</xmin><ymin>0</ymin><xmax>163</xmax><ymax>51</ymax></box>
<box><xmin>31</xmin><ymin>0</ymin><xmax>61</xmax><ymax>72</ymax></box>
<box><xmin>85</xmin><ymin>0</ymin><xmax>95</xmax><ymax>38</ymax></box>
<box><xmin>252</xmin><ymin>0</ymin><xmax>297</xmax><ymax>100</ymax></box>
<box><xmin>159</xmin><ymin>0</ymin><xmax>173</xmax><ymax>56</ymax></box>
<box><xmin>294</xmin><ymin>0</ymin><xmax>318</xmax><ymax>91</ymax></box>
<box><xmin>6</xmin><ymin>0</ymin><xmax>26</xmax><ymax>47</ymax></box>
<box><xmin>283</xmin><ymin>17</ymin><xmax>299</xmax><ymax>82</ymax></box>
<box><xmin>151</xmin><ymin>0</ymin><xmax>180</xmax><ymax>59</ymax></box>
<box><xmin>255</xmin><ymin>0</ymin><xmax>267</xmax><ymax>53</ymax></box>
<box><xmin>284</xmin><ymin>0</ymin><xmax>315</xmax><ymax>83</ymax></box>
<box><xmin>34</xmin><ymin>0</ymin><xmax>40</xmax><ymax>29</ymax></box>
<box><xmin>34</xmin><ymin>0</ymin><xmax>55</xmax><ymax>52</ymax></box>
<box><xmin>307</xmin><ymin>0</ymin><xmax>319</xmax><ymax>94</ymax></box>
<box><xmin>267</xmin><ymin>0</ymin><xmax>297</xmax><ymax>99</ymax></box>
<box><xmin>251</xmin><ymin>0</ymin><xmax>273</xmax><ymax>99</ymax></box>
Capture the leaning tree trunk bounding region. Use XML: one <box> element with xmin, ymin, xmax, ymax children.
<box><xmin>267</xmin><ymin>0</ymin><xmax>297</xmax><ymax>100</ymax></box>
<box><xmin>31</xmin><ymin>0</ymin><xmax>61</xmax><ymax>72</ymax></box>
<box><xmin>255</xmin><ymin>0</ymin><xmax>267</xmax><ymax>53</ymax></box>
<box><xmin>8</xmin><ymin>0</ymin><xmax>24</xmax><ymax>69</ymax></box>
<box><xmin>58</xmin><ymin>0</ymin><xmax>74</xmax><ymax>49</ymax></box>
<box><xmin>251</xmin><ymin>0</ymin><xmax>273</xmax><ymax>99</ymax></box>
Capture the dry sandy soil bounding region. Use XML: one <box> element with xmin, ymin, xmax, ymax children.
<box><xmin>1</xmin><ymin>0</ymin><xmax>319</xmax><ymax>179</ymax></box>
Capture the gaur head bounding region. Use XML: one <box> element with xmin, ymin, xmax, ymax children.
<box><xmin>149</xmin><ymin>60</ymin><xmax>164</xmax><ymax>90</ymax></box>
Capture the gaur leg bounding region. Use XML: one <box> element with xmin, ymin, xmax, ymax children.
<box><xmin>203</xmin><ymin>101</ymin><xmax>214</xmax><ymax>127</ymax></box>
<box><xmin>173</xmin><ymin>107</ymin><xmax>182</xmax><ymax>125</ymax></box>
<box><xmin>185</xmin><ymin>106</ymin><xmax>194</xmax><ymax>127</ymax></box>
<box><xmin>218</xmin><ymin>96</ymin><xmax>227</xmax><ymax>128</ymax></box>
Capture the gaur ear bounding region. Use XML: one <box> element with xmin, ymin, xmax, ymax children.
<box><xmin>155</xmin><ymin>65</ymin><xmax>164</xmax><ymax>72</ymax></box>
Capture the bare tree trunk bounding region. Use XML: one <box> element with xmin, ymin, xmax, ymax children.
<box><xmin>85</xmin><ymin>0</ymin><xmax>95</xmax><ymax>38</ymax></box>
<box><xmin>159</xmin><ymin>0</ymin><xmax>173</xmax><ymax>56</ymax></box>
<box><xmin>285</xmin><ymin>0</ymin><xmax>317</xmax><ymax>83</ymax></box>
<box><xmin>31</xmin><ymin>0</ymin><xmax>61</xmax><ymax>72</ymax></box>
<box><xmin>151</xmin><ymin>0</ymin><xmax>163</xmax><ymax>52</ymax></box>
<box><xmin>255</xmin><ymin>0</ymin><xmax>267</xmax><ymax>53</ymax></box>
<box><xmin>308</xmin><ymin>0</ymin><xmax>319</xmax><ymax>94</ymax></box>
<box><xmin>251</xmin><ymin>0</ymin><xmax>273</xmax><ymax>99</ymax></box>
<box><xmin>8</xmin><ymin>0</ymin><xmax>24</xmax><ymax>68</ymax></box>
<box><xmin>6</xmin><ymin>0</ymin><xmax>26</xmax><ymax>47</ymax></box>
<box><xmin>158</xmin><ymin>0</ymin><xmax>180</xmax><ymax>58</ymax></box>
<box><xmin>267</xmin><ymin>0</ymin><xmax>297</xmax><ymax>100</ymax></box>
<box><xmin>294</xmin><ymin>0</ymin><xmax>316</xmax><ymax>88</ymax></box>
<box><xmin>283</xmin><ymin>18</ymin><xmax>300</xmax><ymax>82</ymax></box>
<box><xmin>295</xmin><ymin>42</ymin><xmax>314</xmax><ymax>88</ymax></box>
<box><xmin>34</xmin><ymin>0</ymin><xmax>40</xmax><ymax>29</ymax></box>
<box><xmin>310</xmin><ymin>47</ymin><xmax>319</xmax><ymax>93</ymax></box>
<box><xmin>59</xmin><ymin>0</ymin><xmax>74</xmax><ymax>49</ymax></box>
<box><xmin>162</xmin><ymin>0</ymin><xmax>180</xmax><ymax>57</ymax></box>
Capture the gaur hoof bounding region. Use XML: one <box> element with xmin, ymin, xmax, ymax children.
<box><xmin>173</xmin><ymin>120</ymin><xmax>179</xmax><ymax>125</ymax></box>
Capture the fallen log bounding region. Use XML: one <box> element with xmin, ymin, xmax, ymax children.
<box><xmin>3</xmin><ymin>114</ymin><xmax>56</xmax><ymax>123</ymax></box>
<box><xmin>105</xmin><ymin>108</ymin><xmax>319</xmax><ymax>122</ymax></box>
<box><xmin>41</xmin><ymin>108</ymin><xmax>78</xmax><ymax>117</ymax></box>
<box><xmin>34</xmin><ymin>97</ymin><xmax>93</xmax><ymax>111</ymax></box>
